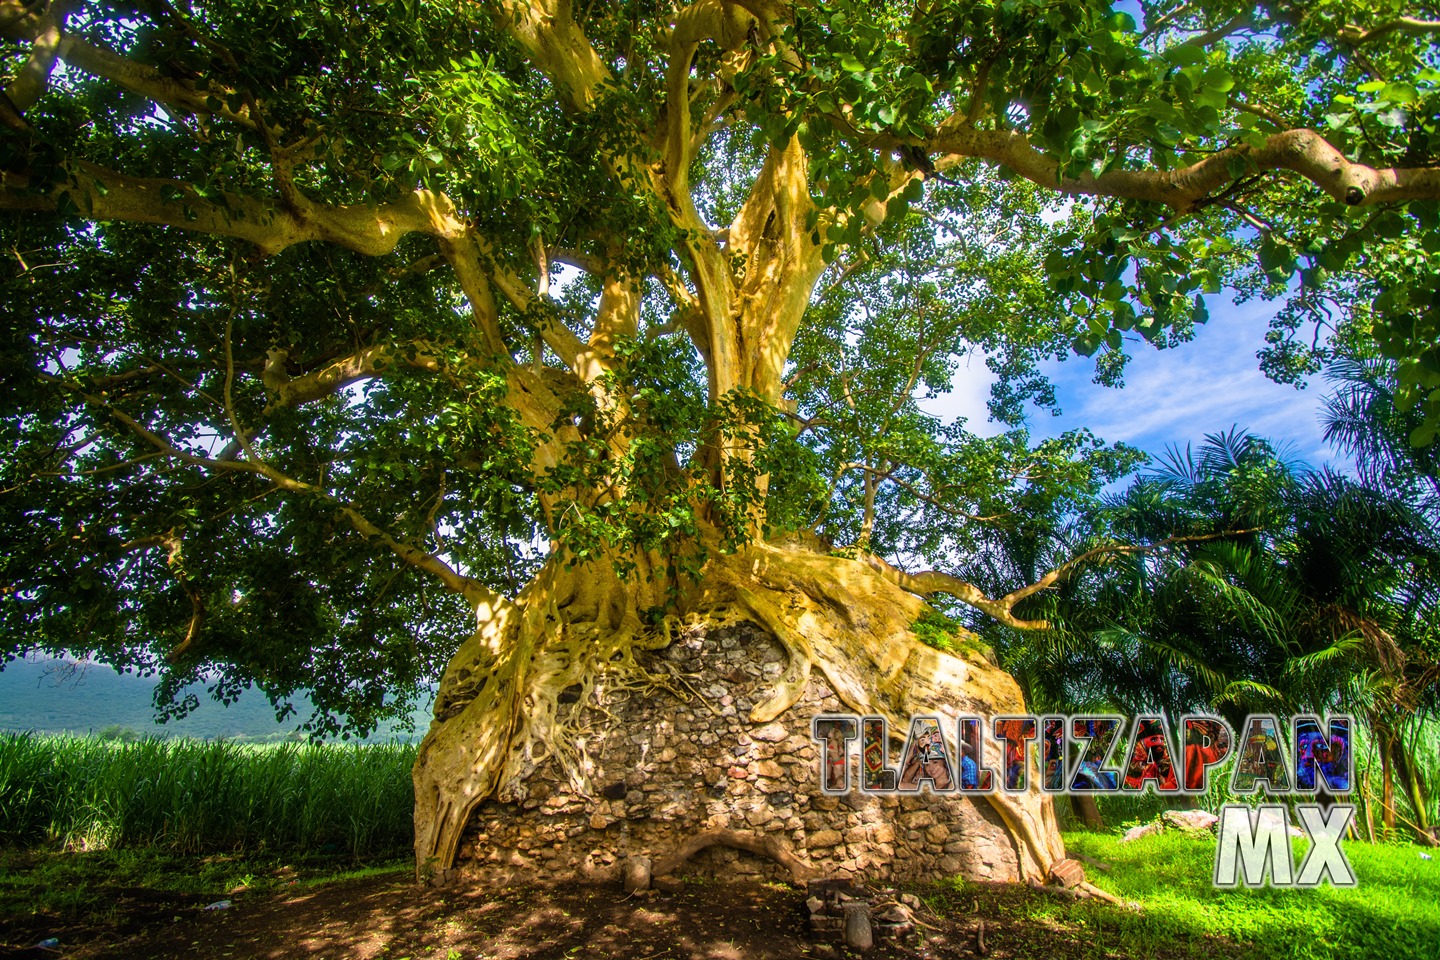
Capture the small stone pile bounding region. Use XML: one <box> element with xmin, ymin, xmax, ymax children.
<box><xmin>805</xmin><ymin>879</ymin><xmax>920</xmax><ymax>950</ymax></box>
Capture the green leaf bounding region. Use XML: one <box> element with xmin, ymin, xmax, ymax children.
<box><xmin>1380</xmin><ymin>82</ymin><xmax>1417</xmax><ymax>104</ymax></box>
<box><xmin>1163</xmin><ymin>44</ymin><xmax>1204</xmax><ymax>67</ymax></box>
<box><xmin>1113</xmin><ymin>301</ymin><xmax>1136</xmax><ymax>331</ymax></box>
<box><xmin>1191</xmin><ymin>294</ymin><xmax>1209</xmax><ymax>324</ymax></box>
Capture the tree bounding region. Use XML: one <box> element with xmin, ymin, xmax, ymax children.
<box><xmin>1013</xmin><ymin>429</ymin><xmax>1440</xmax><ymax>837</ymax></box>
<box><xmin>1320</xmin><ymin>349</ymin><xmax>1440</xmax><ymax>837</ymax></box>
<box><xmin>1323</xmin><ymin>351</ymin><xmax>1440</xmax><ymax>516</ymax></box>
<box><xmin>4</xmin><ymin>0</ymin><xmax>1440</xmax><ymax>880</ymax></box>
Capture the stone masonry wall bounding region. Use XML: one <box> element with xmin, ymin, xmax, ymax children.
<box><xmin>457</xmin><ymin>620</ymin><xmax>1021</xmax><ymax>885</ymax></box>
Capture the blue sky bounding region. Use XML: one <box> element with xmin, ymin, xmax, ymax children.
<box><xmin>925</xmin><ymin>290</ymin><xmax>1342</xmax><ymax>470</ymax></box>
<box><xmin>921</xmin><ymin>0</ymin><xmax>1345</xmax><ymax>472</ymax></box>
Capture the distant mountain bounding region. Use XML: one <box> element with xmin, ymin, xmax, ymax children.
<box><xmin>0</xmin><ymin>655</ymin><xmax>433</xmax><ymax>742</ymax></box>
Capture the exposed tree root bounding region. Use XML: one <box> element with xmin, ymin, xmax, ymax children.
<box><xmin>412</xmin><ymin>553</ymin><xmax>675</xmax><ymax>877</ymax></box>
<box><xmin>412</xmin><ymin>537</ymin><xmax>1066</xmax><ymax>883</ymax></box>
<box><xmin>652</xmin><ymin>828</ymin><xmax>819</xmax><ymax>883</ymax></box>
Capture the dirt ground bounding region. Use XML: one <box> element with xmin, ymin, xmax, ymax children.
<box><xmin>0</xmin><ymin>873</ymin><xmax>1209</xmax><ymax>960</ymax></box>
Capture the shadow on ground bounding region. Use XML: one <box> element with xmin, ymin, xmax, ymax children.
<box><xmin>1</xmin><ymin>872</ymin><xmax>1256</xmax><ymax>960</ymax></box>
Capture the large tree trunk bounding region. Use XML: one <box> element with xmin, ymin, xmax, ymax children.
<box><xmin>411</xmin><ymin>536</ymin><xmax>1066</xmax><ymax>885</ymax></box>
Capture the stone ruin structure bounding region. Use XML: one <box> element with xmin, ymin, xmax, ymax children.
<box><xmin>805</xmin><ymin>879</ymin><xmax>921</xmax><ymax>948</ymax></box>
<box><xmin>456</xmin><ymin>619</ymin><xmax>1027</xmax><ymax>886</ymax></box>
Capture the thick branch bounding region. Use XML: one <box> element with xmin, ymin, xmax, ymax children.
<box><xmin>724</xmin><ymin>136</ymin><xmax>825</xmax><ymax>400</ymax></box>
<box><xmin>663</xmin><ymin>0</ymin><xmax>752</xmax><ymax>191</ymax></box>
<box><xmin>866</xmin><ymin>530</ymin><xmax>1259</xmax><ymax>630</ymax></box>
<box><xmin>1338</xmin><ymin>17</ymin><xmax>1440</xmax><ymax>45</ymax></box>
<box><xmin>2</xmin><ymin>156</ymin><xmax>537</xmax><ymax>363</ymax></box>
<box><xmin>0</xmin><ymin>1</ymin><xmax>265</xmax><ymax>131</ymax></box>
<box><xmin>929</xmin><ymin>126</ymin><xmax>1440</xmax><ymax>210</ymax></box>
<box><xmin>4</xmin><ymin>0</ymin><xmax>64</xmax><ymax>115</ymax></box>
<box><xmin>578</xmin><ymin>277</ymin><xmax>639</xmax><ymax>385</ymax></box>
<box><xmin>0</xmin><ymin>158</ymin><xmax>467</xmax><ymax>256</ymax></box>
<box><xmin>493</xmin><ymin>0</ymin><xmax>609</xmax><ymax>110</ymax></box>
<box><xmin>434</xmin><ymin>236</ymin><xmax>509</xmax><ymax>355</ymax></box>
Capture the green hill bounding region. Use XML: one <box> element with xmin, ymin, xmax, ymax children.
<box><xmin>0</xmin><ymin>656</ymin><xmax>432</xmax><ymax>742</ymax></box>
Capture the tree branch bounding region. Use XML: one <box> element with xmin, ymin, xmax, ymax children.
<box><xmin>1337</xmin><ymin>17</ymin><xmax>1440</xmax><ymax>45</ymax></box>
<box><xmin>864</xmin><ymin>553</ymin><xmax>1050</xmax><ymax>629</ymax></box>
<box><xmin>157</xmin><ymin>529</ymin><xmax>206</xmax><ymax>662</ymax></box>
<box><xmin>996</xmin><ymin>530</ymin><xmax>1257</xmax><ymax>611</ymax></box>
<box><xmin>261</xmin><ymin>341</ymin><xmax>442</xmax><ymax>412</ymax></box>
<box><xmin>0</xmin><ymin>1</ymin><xmax>267</xmax><ymax>132</ymax></box>
<box><xmin>928</xmin><ymin>126</ymin><xmax>1440</xmax><ymax>211</ymax></box>
<box><xmin>1228</xmin><ymin>96</ymin><xmax>1287</xmax><ymax>130</ymax></box>
<box><xmin>3</xmin><ymin>0</ymin><xmax>64</xmax><ymax>116</ymax></box>
<box><xmin>434</xmin><ymin>234</ymin><xmax>509</xmax><ymax>355</ymax></box>
<box><xmin>1186</xmin><ymin>12</ymin><xmax>1256</xmax><ymax>48</ymax></box>
<box><xmin>492</xmin><ymin>0</ymin><xmax>610</xmax><ymax>111</ymax></box>
<box><xmin>865</xmin><ymin>529</ymin><xmax>1260</xmax><ymax>630</ymax></box>
<box><xmin>0</xmin><ymin>157</ymin><xmax>465</xmax><ymax>255</ymax></box>
<box><xmin>662</xmin><ymin>0</ymin><xmax>752</xmax><ymax>191</ymax></box>
<box><xmin>80</xmin><ymin>384</ymin><xmax>514</xmax><ymax>612</ymax></box>
<box><xmin>2</xmin><ymin>155</ymin><xmax>528</xmax><ymax>359</ymax></box>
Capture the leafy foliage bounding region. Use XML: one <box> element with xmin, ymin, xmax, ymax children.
<box><xmin>995</xmin><ymin>429</ymin><xmax>1439</xmax><ymax>720</ymax></box>
<box><xmin>4</xmin><ymin>0</ymin><xmax>1440</xmax><ymax>734</ymax></box>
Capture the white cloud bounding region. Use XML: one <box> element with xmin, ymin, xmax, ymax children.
<box><xmin>920</xmin><ymin>348</ymin><xmax>1004</xmax><ymax>437</ymax></box>
<box><xmin>1035</xmin><ymin>297</ymin><xmax>1336</xmax><ymax>466</ymax></box>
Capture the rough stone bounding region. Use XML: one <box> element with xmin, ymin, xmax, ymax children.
<box><xmin>843</xmin><ymin>902</ymin><xmax>874</xmax><ymax>952</ymax></box>
<box><xmin>1162</xmin><ymin>809</ymin><xmax>1220</xmax><ymax>834</ymax></box>
<box><xmin>453</xmin><ymin>621</ymin><xmax>1025</xmax><ymax>887</ymax></box>
<box><xmin>752</xmin><ymin>721</ymin><xmax>789</xmax><ymax>742</ymax></box>
<box><xmin>622</xmin><ymin>856</ymin><xmax>651</xmax><ymax>893</ymax></box>
<box><xmin>756</xmin><ymin>760</ymin><xmax>785</xmax><ymax>778</ymax></box>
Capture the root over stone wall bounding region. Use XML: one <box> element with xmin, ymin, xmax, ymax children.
<box><xmin>457</xmin><ymin>621</ymin><xmax>1021</xmax><ymax>885</ymax></box>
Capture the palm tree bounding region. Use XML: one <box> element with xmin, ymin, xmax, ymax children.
<box><xmin>1322</xmin><ymin>356</ymin><xmax>1440</xmax><ymax>517</ymax></box>
<box><xmin>1319</xmin><ymin>356</ymin><xmax>1440</xmax><ymax>836</ymax></box>
<box><xmin>981</xmin><ymin>428</ymin><xmax>1439</xmax><ymax>840</ymax></box>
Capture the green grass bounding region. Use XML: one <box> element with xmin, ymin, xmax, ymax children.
<box><xmin>0</xmin><ymin>732</ymin><xmax>417</xmax><ymax>859</ymax></box>
<box><xmin>1010</xmin><ymin>829</ymin><xmax>1440</xmax><ymax>960</ymax></box>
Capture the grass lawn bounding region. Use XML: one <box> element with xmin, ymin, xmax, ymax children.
<box><xmin>978</xmin><ymin>830</ymin><xmax>1440</xmax><ymax>960</ymax></box>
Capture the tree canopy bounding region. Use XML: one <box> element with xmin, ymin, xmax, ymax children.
<box><xmin>5</xmin><ymin>0</ymin><xmax>1440</xmax><ymax>734</ymax></box>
